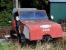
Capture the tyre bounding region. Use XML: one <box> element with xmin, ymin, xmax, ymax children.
<box><xmin>18</xmin><ymin>33</ymin><xmax>26</xmax><ymax>47</ymax></box>
<box><xmin>43</xmin><ymin>35</ymin><xmax>53</xmax><ymax>43</ymax></box>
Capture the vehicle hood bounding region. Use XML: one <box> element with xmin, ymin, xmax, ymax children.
<box><xmin>20</xmin><ymin>19</ymin><xmax>58</xmax><ymax>27</ymax></box>
<box><xmin>20</xmin><ymin>19</ymin><xmax>63</xmax><ymax>39</ymax></box>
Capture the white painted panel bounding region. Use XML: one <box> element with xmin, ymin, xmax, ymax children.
<box><xmin>40</xmin><ymin>25</ymin><xmax>51</xmax><ymax>29</ymax></box>
<box><xmin>50</xmin><ymin>0</ymin><xmax>66</xmax><ymax>2</ymax></box>
<box><xmin>23</xmin><ymin>26</ymin><xmax>29</xmax><ymax>39</ymax></box>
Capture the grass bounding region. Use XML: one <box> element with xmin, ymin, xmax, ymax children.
<box><xmin>0</xmin><ymin>33</ymin><xmax>66</xmax><ymax>50</ymax></box>
<box><xmin>0</xmin><ymin>41</ymin><xmax>17</xmax><ymax>50</ymax></box>
<box><xmin>0</xmin><ymin>41</ymin><xmax>65</xmax><ymax>50</ymax></box>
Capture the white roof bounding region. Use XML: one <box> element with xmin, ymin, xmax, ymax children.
<box><xmin>50</xmin><ymin>0</ymin><xmax>66</xmax><ymax>2</ymax></box>
<box><xmin>18</xmin><ymin>8</ymin><xmax>37</xmax><ymax>11</ymax></box>
<box><xmin>13</xmin><ymin>8</ymin><xmax>37</xmax><ymax>13</ymax></box>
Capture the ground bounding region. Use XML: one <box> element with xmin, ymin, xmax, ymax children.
<box><xmin>0</xmin><ymin>32</ymin><xmax>66</xmax><ymax>50</ymax></box>
<box><xmin>0</xmin><ymin>26</ymin><xmax>66</xmax><ymax>50</ymax></box>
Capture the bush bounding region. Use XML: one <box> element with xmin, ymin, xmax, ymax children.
<box><xmin>0</xmin><ymin>0</ymin><xmax>13</xmax><ymax>26</ymax></box>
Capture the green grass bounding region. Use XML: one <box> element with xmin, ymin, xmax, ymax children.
<box><xmin>0</xmin><ymin>33</ymin><xmax>66</xmax><ymax>50</ymax></box>
<box><xmin>0</xmin><ymin>41</ymin><xmax>64</xmax><ymax>50</ymax></box>
<box><xmin>0</xmin><ymin>41</ymin><xmax>18</xmax><ymax>50</ymax></box>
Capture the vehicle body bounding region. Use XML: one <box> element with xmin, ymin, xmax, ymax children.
<box><xmin>10</xmin><ymin>8</ymin><xmax>64</xmax><ymax>42</ymax></box>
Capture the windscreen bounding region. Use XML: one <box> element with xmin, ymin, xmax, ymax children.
<box><xmin>19</xmin><ymin>10</ymin><xmax>47</xmax><ymax>20</ymax></box>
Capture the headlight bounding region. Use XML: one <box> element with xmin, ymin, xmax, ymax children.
<box><xmin>51</xmin><ymin>15</ymin><xmax>54</xmax><ymax>20</ymax></box>
<box><xmin>23</xmin><ymin>26</ymin><xmax>29</xmax><ymax>39</ymax></box>
<box><xmin>16</xmin><ymin>16</ymin><xmax>19</xmax><ymax>21</ymax></box>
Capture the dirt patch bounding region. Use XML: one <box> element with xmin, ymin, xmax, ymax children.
<box><xmin>0</xmin><ymin>26</ymin><xmax>11</xmax><ymax>38</ymax></box>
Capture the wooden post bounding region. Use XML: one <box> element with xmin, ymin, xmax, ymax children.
<box><xmin>15</xmin><ymin>0</ymin><xmax>19</xmax><ymax>9</ymax></box>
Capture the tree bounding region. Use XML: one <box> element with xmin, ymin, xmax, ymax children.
<box><xmin>0</xmin><ymin>0</ymin><xmax>49</xmax><ymax>26</ymax></box>
<box><xmin>19</xmin><ymin>0</ymin><xmax>49</xmax><ymax>16</ymax></box>
<box><xmin>0</xmin><ymin>0</ymin><xmax>13</xmax><ymax>26</ymax></box>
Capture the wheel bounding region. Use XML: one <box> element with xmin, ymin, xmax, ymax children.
<box><xmin>29</xmin><ymin>41</ymin><xmax>37</xmax><ymax>49</ymax></box>
<box><xmin>43</xmin><ymin>35</ymin><xmax>53</xmax><ymax>43</ymax></box>
<box><xmin>40</xmin><ymin>35</ymin><xmax>53</xmax><ymax>50</ymax></box>
<box><xmin>17</xmin><ymin>33</ymin><xmax>26</xmax><ymax>47</ymax></box>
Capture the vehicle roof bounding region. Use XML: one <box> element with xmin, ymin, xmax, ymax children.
<box><xmin>50</xmin><ymin>0</ymin><xmax>66</xmax><ymax>2</ymax></box>
<box><xmin>18</xmin><ymin>10</ymin><xmax>47</xmax><ymax>16</ymax></box>
<box><xmin>13</xmin><ymin>8</ymin><xmax>37</xmax><ymax>13</ymax></box>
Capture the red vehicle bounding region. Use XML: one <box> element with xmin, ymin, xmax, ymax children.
<box><xmin>10</xmin><ymin>8</ymin><xmax>64</xmax><ymax>46</ymax></box>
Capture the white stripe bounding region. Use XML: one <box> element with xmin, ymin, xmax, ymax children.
<box><xmin>40</xmin><ymin>25</ymin><xmax>51</xmax><ymax>29</ymax></box>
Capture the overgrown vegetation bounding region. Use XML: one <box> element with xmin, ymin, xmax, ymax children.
<box><xmin>0</xmin><ymin>0</ymin><xmax>13</xmax><ymax>26</ymax></box>
<box><xmin>0</xmin><ymin>41</ymin><xmax>64</xmax><ymax>50</ymax></box>
<box><xmin>0</xmin><ymin>0</ymin><xmax>49</xmax><ymax>26</ymax></box>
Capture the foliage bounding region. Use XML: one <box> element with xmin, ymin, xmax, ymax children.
<box><xmin>0</xmin><ymin>0</ymin><xmax>13</xmax><ymax>26</ymax></box>
<box><xmin>32</xmin><ymin>0</ymin><xmax>49</xmax><ymax>9</ymax></box>
<box><xmin>0</xmin><ymin>0</ymin><xmax>48</xmax><ymax>26</ymax></box>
